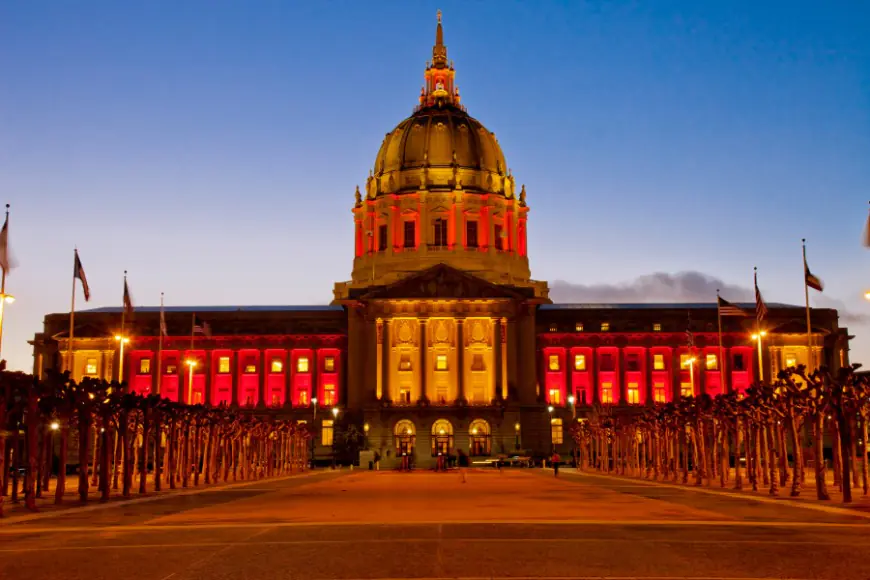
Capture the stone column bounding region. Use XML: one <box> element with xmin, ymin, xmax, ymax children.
<box><xmin>699</xmin><ymin>352</ymin><xmax>707</xmax><ymax>396</ymax></box>
<box><xmin>257</xmin><ymin>350</ymin><xmax>266</xmax><ymax>408</ymax></box>
<box><xmin>617</xmin><ymin>347</ymin><xmax>626</xmax><ymax>404</ymax></box>
<box><xmin>419</xmin><ymin>318</ymin><xmax>428</xmax><ymax>403</ymax></box>
<box><xmin>203</xmin><ymin>350</ymin><xmax>212</xmax><ymax>406</ymax></box>
<box><xmin>284</xmin><ymin>349</ymin><xmax>293</xmax><ymax>408</ymax></box>
<box><xmin>230</xmin><ymin>351</ymin><xmax>239</xmax><ymax>407</ymax></box>
<box><xmin>591</xmin><ymin>348</ymin><xmax>600</xmax><ymax>405</ymax></box>
<box><xmin>645</xmin><ymin>349</ymin><xmax>653</xmax><ymax>406</ymax></box>
<box><xmin>456</xmin><ymin>318</ymin><xmax>465</xmax><ymax>403</ymax></box>
<box><xmin>489</xmin><ymin>319</ymin><xmax>498</xmax><ymax>403</ymax></box>
<box><xmin>150</xmin><ymin>349</ymin><xmax>159</xmax><ymax>396</ymax></box>
<box><xmin>376</xmin><ymin>318</ymin><xmax>384</xmax><ymax>401</ymax></box>
<box><xmin>672</xmin><ymin>349</ymin><xmax>681</xmax><ymax>401</ymax></box>
<box><xmin>384</xmin><ymin>319</ymin><xmax>392</xmax><ymax>401</ymax></box>
<box><xmin>500</xmin><ymin>317</ymin><xmax>509</xmax><ymax>400</ymax></box>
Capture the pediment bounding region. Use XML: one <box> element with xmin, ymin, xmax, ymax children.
<box><xmin>52</xmin><ymin>322</ymin><xmax>107</xmax><ymax>340</ymax></box>
<box><xmin>362</xmin><ymin>264</ymin><xmax>524</xmax><ymax>300</ymax></box>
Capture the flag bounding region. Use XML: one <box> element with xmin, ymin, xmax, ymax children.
<box><xmin>123</xmin><ymin>278</ymin><xmax>134</xmax><ymax>315</ymax></box>
<box><xmin>192</xmin><ymin>317</ymin><xmax>211</xmax><ymax>337</ymax></box>
<box><xmin>864</xmin><ymin>204</ymin><xmax>870</xmax><ymax>247</ymax></box>
<box><xmin>754</xmin><ymin>269</ymin><xmax>767</xmax><ymax>321</ymax></box>
<box><xmin>0</xmin><ymin>211</ymin><xmax>14</xmax><ymax>275</ymax></box>
<box><xmin>717</xmin><ymin>296</ymin><xmax>749</xmax><ymax>317</ymax></box>
<box><xmin>804</xmin><ymin>260</ymin><xmax>824</xmax><ymax>292</ymax></box>
<box><xmin>74</xmin><ymin>250</ymin><xmax>90</xmax><ymax>301</ymax></box>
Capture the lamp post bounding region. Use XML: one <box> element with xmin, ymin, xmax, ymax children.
<box><xmin>514</xmin><ymin>422</ymin><xmax>521</xmax><ymax>450</ymax></box>
<box><xmin>184</xmin><ymin>359</ymin><xmax>197</xmax><ymax>404</ymax></box>
<box><xmin>49</xmin><ymin>421</ymin><xmax>59</xmax><ymax>479</ymax></box>
<box><xmin>114</xmin><ymin>335</ymin><xmax>130</xmax><ymax>383</ymax></box>
<box><xmin>547</xmin><ymin>405</ymin><xmax>555</xmax><ymax>454</ymax></box>
<box><xmin>309</xmin><ymin>397</ymin><xmax>318</xmax><ymax>469</ymax></box>
<box><xmin>363</xmin><ymin>422</ymin><xmax>370</xmax><ymax>450</ymax></box>
<box><xmin>568</xmin><ymin>394</ymin><xmax>576</xmax><ymax>419</ymax></box>
<box><xmin>682</xmin><ymin>357</ymin><xmax>696</xmax><ymax>396</ymax></box>
<box><xmin>331</xmin><ymin>407</ymin><xmax>339</xmax><ymax>468</ymax></box>
<box><xmin>751</xmin><ymin>331</ymin><xmax>768</xmax><ymax>382</ymax></box>
<box><xmin>0</xmin><ymin>291</ymin><xmax>15</xmax><ymax>361</ymax></box>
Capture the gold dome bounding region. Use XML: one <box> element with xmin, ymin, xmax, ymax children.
<box><xmin>366</xmin><ymin>11</ymin><xmax>513</xmax><ymax>199</ymax></box>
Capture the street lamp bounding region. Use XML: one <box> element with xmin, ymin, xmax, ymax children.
<box><xmin>568</xmin><ymin>394</ymin><xmax>576</xmax><ymax>419</ymax></box>
<box><xmin>184</xmin><ymin>359</ymin><xmax>197</xmax><ymax>404</ymax></box>
<box><xmin>50</xmin><ymin>421</ymin><xmax>59</xmax><ymax>431</ymax></box>
<box><xmin>514</xmin><ymin>422</ymin><xmax>521</xmax><ymax>450</ymax></box>
<box><xmin>115</xmin><ymin>335</ymin><xmax>130</xmax><ymax>383</ymax></box>
<box><xmin>751</xmin><ymin>330</ymin><xmax>768</xmax><ymax>382</ymax></box>
<box><xmin>0</xmin><ymin>290</ymin><xmax>14</xmax><ymax>361</ymax></box>
<box><xmin>682</xmin><ymin>357</ymin><xmax>696</xmax><ymax>396</ymax></box>
<box><xmin>363</xmin><ymin>422</ymin><xmax>370</xmax><ymax>450</ymax></box>
<box><xmin>547</xmin><ymin>405</ymin><xmax>555</xmax><ymax>454</ymax></box>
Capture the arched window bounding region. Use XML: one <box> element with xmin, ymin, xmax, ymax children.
<box><xmin>394</xmin><ymin>420</ymin><xmax>416</xmax><ymax>455</ymax></box>
<box><xmin>431</xmin><ymin>419</ymin><xmax>454</xmax><ymax>456</ymax></box>
<box><xmin>469</xmin><ymin>419</ymin><xmax>491</xmax><ymax>456</ymax></box>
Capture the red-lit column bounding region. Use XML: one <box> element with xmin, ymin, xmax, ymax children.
<box><xmin>671</xmin><ymin>349</ymin><xmax>680</xmax><ymax>401</ymax></box>
<box><xmin>203</xmin><ymin>349</ymin><xmax>212</xmax><ymax>406</ymax></box>
<box><xmin>419</xmin><ymin>319</ymin><xmax>428</xmax><ymax>403</ymax></box>
<box><xmin>617</xmin><ymin>348</ymin><xmax>625</xmax><ymax>404</ymax></box>
<box><xmin>722</xmin><ymin>346</ymin><xmax>732</xmax><ymax>393</ymax></box>
<box><xmin>591</xmin><ymin>348</ymin><xmax>600</xmax><ymax>405</ymax></box>
<box><xmin>257</xmin><ymin>349</ymin><xmax>266</xmax><ymax>408</ymax></box>
<box><xmin>645</xmin><ymin>349</ymin><xmax>654</xmax><ymax>406</ymax></box>
<box><xmin>563</xmin><ymin>349</ymin><xmax>570</xmax><ymax>405</ymax></box>
<box><xmin>311</xmin><ymin>348</ymin><xmax>319</xmax><ymax>404</ymax></box>
<box><xmin>456</xmin><ymin>319</ymin><xmax>465</xmax><ymax>403</ymax></box>
<box><xmin>699</xmin><ymin>352</ymin><xmax>707</xmax><ymax>396</ymax></box>
<box><xmin>284</xmin><ymin>349</ymin><xmax>292</xmax><ymax>408</ymax></box>
<box><xmin>230</xmin><ymin>350</ymin><xmax>239</xmax><ymax>407</ymax></box>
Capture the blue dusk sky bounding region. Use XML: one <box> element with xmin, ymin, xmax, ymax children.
<box><xmin>1</xmin><ymin>1</ymin><xmax>869</xmax><ymax>372</ymax></box>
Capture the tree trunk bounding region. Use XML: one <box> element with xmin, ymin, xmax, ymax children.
<box><xmin>78</xmin><ymin>413</ymin><xmax>91</xmax><ymax>503</ymax></box>
<box><xmin>814</xmin><ymin>414</ymin><xmax>830</xmax><ymax>500</ymax></box>
<box><xmin>862</xmin><ymin>418</ymin><xmax>869</xmax><ymax>497</ymax></box>
<box><xmin>788</xmin><ymin>413</ymin><xmax>802</xmax><ymax>497</ymax></box>
<box><xmin>55</xmin><ymin>425</ymin><xmax>68</xmax><ymax>504</ymax></box>
<box><xmin>766</xmin><ymin>422</ymin><xmax>778</xmax><ymax>496</ymax></box>
<box><xmin>112</xmin><ymin>429</ymin><xmax>122</xmax><ymax>490</ymax></box>
<box><xmin>139</xmin><ymin>407</ymin><xmax>150</xmax><ymax>494</ymax></box>
<box><xmin>837</xmin><ymin>413</ymin><xmax>853</xmax><ymax>504</ymax></box>
<box><xmin>90</xmin><ymin>425</ymin><xmax>100</xmax><ymax>488</ymax></box>
<box><xmin>734</xmin><ymin>420</ymin><xmax>743</xmax><ymax>490</ymax></box>
<box><xmin>24</xmin><ymin>392</ymin><xmax>39</xmax><ymax>511</ymax></box>
<box><xmin>168</xmin><ymin>418</ymin><xmax>177</xmax><ymax>489</ymax></box>
<box><xmin>99</xmin><ymin>417</ymin><xmax>111</xmax><ymax>503</ymax></box>
<box><xmin>120</xmin><ymin>410</ymin><xmax>131</xmax><ymax>499</ymax></box>
<box><xmin>154</xmin><ymin>414</ymin><xmax>163</xmax><ymax>492</ymax></box>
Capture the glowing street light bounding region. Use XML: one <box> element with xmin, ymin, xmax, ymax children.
<box><xmin>865</xmin><ymin>291</ymin><xmax>870</xmax><ymax>301</ymax></box>
<box><xmin>114</xmin><ymin>334</ymin><xmax>130</xmax><ymax>383</ymax></box>
<box><xmin>184</xmin><ymin>359</ymin><xmax>197</xmax><ymax>404</ymax></box>
<box><xmin>683</xmin><ymin>356</ymin><xmax>696</xmax><ymax>395</ymax></box>
<box><xmin>0</xmin><ymin>290</ymin><xmax>15</xmax><ymax>361</ymax></box>
<box><xmin>568</xmin><ymin>394</ymin><xmax>576</xmax><ymax>419</ymax></box>
<box><xmin>751</xmin><ymin>330</ymin><xmax>768</xmax><ymax>382</ymax></box>
<box><xmin>331</xmin><ymin>407</ymin><xmax>339</xmax><ymax>419</ymax></box>
<box><xmin>50</xmin><ymin>421</ymin><xmax>60</xmax><ymax>431</ymax></box>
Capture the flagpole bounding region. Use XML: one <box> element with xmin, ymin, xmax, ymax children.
<box><xmin>802</xmin><ymin>238</ymin><xmax>813</xmax><ymax>368</ymax></box>
<box><xmin>187</xmin><ymin>312</ymin><xmax>195</xmax><ymax>404</ymax></box>
<box><xmin>118</xmin><ymin>270</ymin><xmax>128</xmax><ymax>384</ymax></box>
<box><xmin>0</xmin><ymin>204</ymin><xmax>10</xmax><ymax>360</ymax></box>
<box><xmin>156</xmin><ymin>292</ymin><xmax>164</xmax><ymax>395</ymax></box>
<box><xmin>716</xmin><ymin>288</ymin><xmax>725</xmax><ymax>390</ymax></box>
<box><xmin>68</xmin><ymin>249</ymin><xmax>78</xmax><ymax>374</ymax></box>
<box><xmin>754</xmin><ymin>267</ymin><xmax>763</xmax><ymax>383</ymax></box>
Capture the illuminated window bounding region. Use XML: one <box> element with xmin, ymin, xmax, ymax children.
<box><xmin>575</xmin><ymin>322</ymin><xmax>584</xmax><ymax>332</ymax></box>
<box><xmin>627</xmin><ymin>382</ymin><xmax>640</xmax><ymax>404</ymax></box>
<box><xmin>471</xmin><ymin>354</ymin><xmax>486</xmax><ymax>371</ymax></box>
<box><xmin>680</xmin><ymin>354</ymin><xmax>692</xmax><ymax>368</ymax></box>
<box><xmin>435</xmin><ymin>354</ymin><xmax>448</xmax><ymax>371</ymax></box>
<box><xmin>166</xmin><ymin>364</ymin><xmax>177</xmax><ymax>374</ymax></box>
<box><xmin>297</xmin><ymin>357</ymin><xmax>309</xmax><ymax>373</ymax></box>
<box><xmin>549</xmin><ymin>388</ymin><xmax>562</xmax><ymax>405</ymax></box>
<box><xmin>433</xmin><ymin>218</ymin><xmax>448</xmax><ymax>247</ymax></box>
<box><xmin>601</xmin><ymin>322</ymin><xmax>610</xmax><ymax>332</ymax></box>
<box><xmin>653</xmin><ymin>323</ymin><xmax>661</xmax><ymax>332</ymax></box>
<box><xmin>733</xmin><ymin>354</ymin><xmax>745</xmax><ymax>371</ymax></box>
<box><xmin>398</xmin><ymin>387</ymin><xmax>411</xmax><ymax>403</ymax></box>
<box><xmin>271</xmin><ymin>358</ymin><xmax>283</xmax><ymax>373</ymax></box>
<box><xmin>574</xmin><ymin>354</ymin><xmax>586</xmax><ymax>371</ymax></box>
<box><xmin>399</xmin><ymin>354</ymin><xmax>412</xmax><ymax>371</ymax></box>
<box><xmin>549</xmin><ymin>324</ymin><xmax>557</xmax><ymax>332</ymax></box>
<box><xmin>550</xmin><ymin>418</ymin><xmax>563</xmax><ymax>445</ymax></box>
<box><xmin>653</xmin><ymin>382</ymin><xmax>666</xmax><ymax>403</ymax></box>
<box><xmin>323</xmin><ymin>356</ymin><xmax>335</xmax><ymax>372</ymax></box>
<box><xmin>322</xmin><ymin>385</ymin><xmax>336</xmax><ymax>406</ymax></box>
<box><xmin>466</xmin><ymin>220</ymin><xmax>478</xmax><ymax>248</ymax></box>
<box><xmin>681</xmin><ymin>383</ymin><xmax>694</xmax><ymax>397</ymax></box>
<box><xmin>321</xmin><ymin>420</ymin><xmax>334</xmax><ymax>446</ymax></box>
<box><xmin>785</xmin><ymin>354</ymin><xmax>797</xmax><ymax>368</ymax></box>
<box><xmin>601</xmin><ymin>382</ymin><xmax>613</xmax><ymax>404</ymax></box>
<box><xmin>706</xmin><ymin>354</ymin><xmax>718</xmax><ymax>370</ymax></box>
<box><xmin>403</xmin><ymin>221</ymin><xmax>415</xmax><ymax>248</ymax></box>
<box><xmin>85</xmin><ymin>358</ymin><xmax>98</xmax><ymax>376</ymax></box>
<box><xmin>298</xmin><ymin>390</ymin><xmax>308</xmax><ymax>406</ymax></box>
<box><xmin>548</xmin><ymin>354</ymin><xmax>560</xmax><ymax>371</ymax></box>
<box><xmin>378</xmin><ymin>224</ymin><xmax>388</xmax><ymax>251</ymax></box>
<box><xmin>494</xmin><ymin>224</ymin><xmax>503</xmax><ymax>250</ymax></box>
<box><xmin>244</xmin><ymin>364</ymin><xmax>256</xmax><ymax>374</ymax></box>
<box><xmin>653</xmin><ymin>354</ymin><xmax>665</xmax><ymax>370</ymax></box>
<box><xmin>218</xmin><ymin>356</ymin><xmax>230</xmax><ymax>374</ymax></box>
<box><xmin>139</xmin><ymin>358</ymin><xmax>151</xmax><ymax>374</ymax></box>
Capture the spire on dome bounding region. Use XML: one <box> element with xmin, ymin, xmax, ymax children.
<box><xmin>417</xmin><ymin>10</ymin><xmax>463</xmax><ymax>111</ymax></box>
<box><xmin>432</xmin><ymin>9</ymin><xmax>447</xmax><ymax>68</ymax></box>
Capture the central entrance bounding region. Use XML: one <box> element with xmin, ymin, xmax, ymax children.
<box><xmin>431</xmin><ymin>419</ymin><xmax>454</xmax><ymax>456</ymax></box>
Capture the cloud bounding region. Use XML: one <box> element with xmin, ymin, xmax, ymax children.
<box><xmin>549</xmin><ymin>271</ymin><xmax>752</xmax><ymax>304</ymax></box>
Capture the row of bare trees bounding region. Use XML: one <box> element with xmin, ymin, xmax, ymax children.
<box><xmin>0</xmin><ymin>367</ymin><xmax>311</xmax><ymax>517</ymax></box>
<box><xmin>569</xmin><ymin>366</ymin><xmax>869</xmax><ymax>503</ymax></box>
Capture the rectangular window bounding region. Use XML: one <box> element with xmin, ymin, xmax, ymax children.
<box><xmin>549</xmin><ymin>324</ymin><xmax>557</xmax><ymax>332</ymax></box>
<box><xmin>378</xmin><ymin>224</ymin><xmax>388</xmax><ymax>251</ymax></box>
<box><xmin>298</xmin><ymin>390</ymin><xmax>309</xmax><ymax>406</ymax></box>
<box><xmin>271</xmin><ymin>358</ymin><xmax>283</xmax><ymax>373</ymax></box>
<box><xmin>244</xmin><ymin>364</ymin><xmax>256</xmax><ymax>374</ymax></box>
<box><xmin>653</xmin><ymin>382</ymin><xmax>666</xmax><ymax>403</ymax></box>
<box><xmin>600</xmin><ymin>354</ymin><xmax>614</xmax><ymax>372</ymax></box>
<box><xmin>166</xmin><ymin>364</ymin><xmax>177</xmax><ymax>374</ymax></box>
<box><xmin>575</xmin><ymin>323</ymin><xmax>584</xmax><ymax>332</ymax></box>
<box><xmin>297</xmin><ymin>357</ymin><xmax>309</xmax><ymax>373</ymax></box>
<box><xmin>433</xmin><ymin>218</ymin><xmax>448</xmax><ymax>247</ymax></box>
<box><xmin>706</xmin><ymin>354</ymin><xmax>718</xmax><ymax>370</ymax></box>
<box><xmin>466</xmin><ymin>220</ymin><xmax>478</xmax><ymax>248</ymax></box>
<box><xmin>85</xmin><ymin>358</ymin><xmax>98</xmax><ymax>376</ymax></box>
<box><xmin>733</xmin><ymin>354</ymin><xmax>745</xmax><ymax>371</ymax></box>
<box><xmin>548</xmin><ymin>354</ymin><xmax>560</xmax><ymax>371</ymax></box>
<box><xmin>680</xmin><ymin>354</ymin><xmax>693</xmax><ymax>368</ymax></box>
<box><xmin>323</xmin><ymin>356</ymin><xmax>335</xmax><ymax>372</ymax></box>
<box><xmin>322</xmin><ymin>385</ymin><xmax>336</xmax><ymax>406</ymax></box>
<box><xmin>403</xmin><ymin>221</ymin><xmax>415</xmax><ymax>248</ymax></box>
<box><xmin>398</xmin><ymin>354</ymin><xmax>412</xmax><ymax>371</ymax></box>
<box><xmin>551</xmin><ymin>418</ymin><xmax>564</xmax><ymax>445</ymax></box>
<box><xmin>549</xmin><ymin>388</ymin><xmax>561</xmax><ymax>405</ymax></box>
<box><xmin>681</xmin><ymin>383</ymin><xmax>694</xmax><ymax>397</ymax></box>
<box><xmin>600</xmin><ymin>322</ymin><xmax>610</xmax><ymax>332</ymax></box>
<box><xmin>785</xmin><ymin>354</ymin><xmax>797</xmax><ymax>368</ymax></box>
<box><xmin>653</xmin><ymin>323</ymin><xmax>662</xmax><ymax>332</ymax></box>
<box><xmin>494</xmin><ymin>224</ymin><xmax>503</xmax><ymax>250</ymax></box>
<box><xmin>574</xmin><ymin>354</ymin><xmax>586</xmax><ymax>371</ymax></box>
<box><xmin>627</xmin><ymin>382</ymin><xmax>640</xmax><ymax>404</ymax></box>
<box><xmin>399</xmin><ymin>387</ymin><xmax>411</xmax><ymax>404</ymax></box>
<box><xmin>435</xmin><ymin>354</ymin><xmax>448</xmax><ymax>371</ymax></box>
<box><xmin>139</xmin><ymin>358</ymin><xmax>151</xmax><ymax>374</ymax></box>
<box><xmin>626</xmin><ymin>353</ymin><xmax>640</xmax><ymax>372</ymax></box>
<box><xmin>321</xmin><ymin>420</ymin><xmax>334</xmax><ymax>446</ymax></box>
<box><xmin>601</xmin><ymin>382</ymin><xmax>613</xmax><ymax>404</ymax></box>
<box><xmin>218</xmin><ymin>356</ymin><xmax>230</xmax><ymax>374</ymax></box>
<box><xmin>653</xmin><ymin>354</ymin><xmax>665</xmax><ymax>371</ymax></box>
<box><xmin>471</xmin><ymin>354</ymin><xmax>486</xmax><ymax>371</ymax></box>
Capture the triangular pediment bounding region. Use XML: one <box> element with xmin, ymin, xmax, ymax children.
<box><xmin>361</xmin><ymin>264</ymin><xmax>526</xmax><ymax>300</ymax></box>
<box><xmin>52</xmin><ymin>322</ymin><xmax>107</xmax><ymax>340</ymax></box>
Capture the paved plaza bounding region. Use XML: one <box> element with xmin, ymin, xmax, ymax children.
<box><xmin>2</xmin><ymin>468</ymin><xmax>870</xmax><ymax>580</ymax></box>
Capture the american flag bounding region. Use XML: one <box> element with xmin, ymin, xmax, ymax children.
<box><xmin>717</xmin><ymin>296</ymin><xmax>748</xmax><ymax>317</ymax></box>
<box><xmin>123</xmin><ymin>277</ymin><xmax>134</xmax><ymax>316</ymax></box>
<box><xmin>754</xmin><ymin>269</ymin><xmax>768</xmax><ymax>321</ymax></box>
<box><xmin>74</xmin><ymin>250</ymin><xmax>90</xmax><ymax>301</ymax></box>
<box><xmin>0</xmin><ymin>208</ymin><xmax>14</xmax><ymax>275</ymax></box>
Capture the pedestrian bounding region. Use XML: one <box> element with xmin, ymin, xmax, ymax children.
<box><xmin>551</xmin><ymin>451</ymin><xmax>561</xmax><ymax>477</ymax></box>
<box><xmin>458</xmin><ymin>448</ymin><xmax>468</xmax><ymax>483</ymax></box>
<box><xmin>374</xmin><ymin>451</ymin><xmax>381</xmax><ymax>471</ymax></box>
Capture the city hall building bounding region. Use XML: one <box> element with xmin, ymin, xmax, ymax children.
<box><xmin>30</xmin><ymin>15</ymin><xmax>850</xmax><ymax>468</ymax></box>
